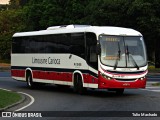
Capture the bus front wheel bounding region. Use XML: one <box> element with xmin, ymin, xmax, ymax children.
<box><xmin>73</xmin><ymin>74</ymin><xmax>86</xmax><ymax>94</ymax></box>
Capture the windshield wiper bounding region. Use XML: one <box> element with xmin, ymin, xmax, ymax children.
<box><xmin>126</xmin><ymin>45</ymin><xmax>139</xmax><ymax>70</ymax></box>
<box><xmin>114</xmin><ymin>42</ymin><xmax>121</xmax><ymax>70</ymax></box>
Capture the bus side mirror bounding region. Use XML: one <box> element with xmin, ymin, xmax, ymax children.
<box><xmin>96</xmin><ymin>44</ymin><xmax>101</xmax><ymax>55</ymax></box>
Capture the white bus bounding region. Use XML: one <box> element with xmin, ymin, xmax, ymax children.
<box><xmin>11</xmin><ymin>25</ymin><xmax>148</xmax><ymax>94</ymax></box>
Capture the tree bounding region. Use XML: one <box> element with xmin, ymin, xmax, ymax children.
<box><xmin>0</xmin><ymin>9</ymin><xmax>25</xmax><ymax>59</ymax></box>
<box><xmin>0</xmin><ymin>0</ymin><xmax>160</xmax><ymax>62</ymax></box>
<box><xmin>127</xmin><ymin>0</ymin><xmax>160</xmax><ymax>62</ymax></box>
<box><xmin>9</xmin><ymin>0</ymin><xmax>29</xmax><ymax>9</ymax></box>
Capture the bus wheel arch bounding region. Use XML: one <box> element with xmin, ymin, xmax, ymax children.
<box><xmin>73</xmin><ymin>71</ymin><xmax>86</xmax><ymax>94</ymax></box>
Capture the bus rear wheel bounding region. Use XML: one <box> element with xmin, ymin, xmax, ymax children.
<box><xmin>26</xmin><ymin>72</ymin><xmax>36</xmax><ymax>89</ymax></box>
<box><xmin>74</xmin><ymin>74</ymin><xmax>86</xmax><ymax>94</ymax></box>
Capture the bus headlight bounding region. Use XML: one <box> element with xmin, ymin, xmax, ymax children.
<box><xmin>100</xmin><ymin>73</ymin><xmax>112</xmax><ymax>80</ymax></box>
<box><xmin>139</xmin><ymin>76</ymin><xmax>146</xmax><ymax>80</ymax></box>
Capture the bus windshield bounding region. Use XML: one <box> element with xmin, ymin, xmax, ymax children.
<box><xmin>99</xmin><ymin>35</ymin><xmax>147</xmax><ymax>68</ymax></box>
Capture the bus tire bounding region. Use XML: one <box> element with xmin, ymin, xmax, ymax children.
<box><xmin>26</xmin><ymin>72</ymin><xmax>35</xmax><ymax>89</ymax></box>
<box><xmin>116</xmin><ymin>89</ymin><xmax>124</xmax><ymax>95</ymax></box>
<box><xmin>73</xmin><ymin>74</ymin><xmax>86</xmax><ymax>95</ymax></box>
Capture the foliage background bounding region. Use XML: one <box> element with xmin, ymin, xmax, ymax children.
<box><xmin>0</xmin><ymin>0</ymin><xmax>160</xmax><ymax>66</ymax></box>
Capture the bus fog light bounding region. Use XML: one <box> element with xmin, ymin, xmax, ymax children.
<box><xmin>140</xmin><ymin>77</ymin><xmax>145</xmax><ymax>80</ymax></box>
<box><xmin>100</xmin><ymin>73</ymin><xmax>112</xmax><ymax>80</ymax></box>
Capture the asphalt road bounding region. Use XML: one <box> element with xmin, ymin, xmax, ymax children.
<box><xmin>0</xmin><ymin>72</ymin><xmax>160</xmax><ymax>120</ymax></box>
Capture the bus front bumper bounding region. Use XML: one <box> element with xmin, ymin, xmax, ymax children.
<box><xmin>98</xmin><ymin>75</ymin><xmax>147</xmax><ymax>89</ymax></box>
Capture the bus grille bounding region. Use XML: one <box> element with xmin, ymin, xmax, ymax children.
<box><xmin>115</xmin><ymin>79</ymin><xmax>136</xmax><ymax>81</ymax></box>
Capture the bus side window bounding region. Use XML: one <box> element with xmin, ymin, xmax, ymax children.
<box><xmin>70</xmin><ymin>33</ymin><xmax>85</xmax><ymax>59</ymax></box>
<box><xmin>86</xmin><ymin>32</ymin><xmax>98</xmax><ymax>69</ymax></box>
<box><xmin>12</xmin><ymin>37</ymin><xmax>19</xmax><ymax>53</ymax></box>
<box><xmin>90</xmin><ymin>45</ymin><xmax>97</xmax><ymax>62</ymax></box>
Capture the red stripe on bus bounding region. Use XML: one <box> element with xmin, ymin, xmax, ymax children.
<box><xmin>11</xmin><ymin>70</ymin><xmax>25</xmax><ymax>78</ymax></box>
<box><xmin>11</xmin><ymin>69</ymin><xmax>98</xmax><ymax>84</ymax></box>
<box><xmin>32</xmin><ymin>71</ymin><xmax>73</xmax><ymax>82</ymax></box>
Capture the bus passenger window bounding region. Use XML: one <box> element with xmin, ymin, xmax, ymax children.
<box><xmin>86</xmin><ymin>32</ymin><xmax>98</xmax><ymax>69</ymax></box>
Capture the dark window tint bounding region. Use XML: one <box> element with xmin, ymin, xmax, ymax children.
<box><xmin>12</xmin><ymin>37</ymin><xmax>26</xmax><ymax>53</ymax></box>
<box><xmin>12</xmin><ymin>36</ymin><xmax>45</xmax><ymax>53</ymax></box>
<box><xmin>86</xmin><ymin>32</ymin><xmax>98</xmax><ymax>69</ymax></box>
<box><xmin>29</xmin><ymin>36</ymin><xmax>45</xmax><ymax>53</ymax></box>
<box><xmin>12</xmin><ymin>33</ymin><xmax>85</xmax><ymax>58</ymax></box>
<box><xmin>70</xmin><ymin>33</ymin><xmax>85</xmax><ymax>58</ymax></box>
<box><xmin>45</xmin><ymin>34</ymin><xmax>71</xmax><ymax>53</ymax></box>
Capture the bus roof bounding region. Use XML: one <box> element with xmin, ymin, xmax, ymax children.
<box><xmin>13</xmin><ymin>25</ymin><xmax>142</xmax><ymax>37</ymax></box>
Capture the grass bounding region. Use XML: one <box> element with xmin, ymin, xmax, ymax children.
<box><xmin>152</xmin><ymin>82</ymin><xmax>160</xmax><ymax>86</ymax></box>
<box><xmin>148</xmin><ymin>66</ymin><xmax>160</xmax><ymax>73</ymax></box>
<box><xmin>0</xmin><ymin>89</ymin><xmax>22</xmax><ymax>109</ymax></box>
